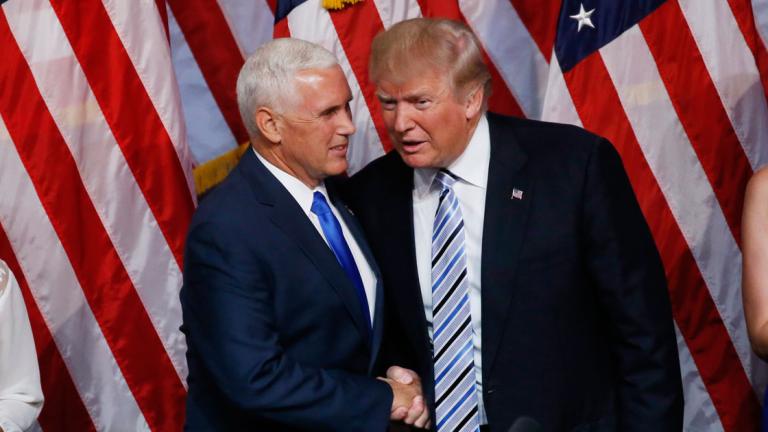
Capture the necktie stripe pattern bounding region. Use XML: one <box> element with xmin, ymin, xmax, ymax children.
<box><xmin>432</xmin><ymin>220</ymin><xmax>465</xmax><ymax>266</ymax></box>
<box><xmin>433</xmin><ymin>268</ymin><xmax>468</xmax><ymax>315</ymax></box>
<box><xmin>435</xmin><ymin>357</ymin><xmax>473</xmax><ymax>404</ymax></box>
<box><xmin>431</xmin><ymin>170</ymin><xmax>480</xmax><ymax>432</ymax></box>
<box><xmin>434</xmin><ymin>316</ymin><xmax>471</xmax><ymax>361</ymax></box>
<box><xmin>432</xmin><ymin>198</ymin><xmax>461</xmax><ymax>242</ymax></box>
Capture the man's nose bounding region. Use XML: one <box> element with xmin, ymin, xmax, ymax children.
<box><xmin>393</xmin><ymin>104</ymin><xmax>414</xmax><ymax>133</ymax></box>
<box><xmin>338</xmin><ymin>107</ymin><xmax>356</xmax><ymax>135</ymax></box>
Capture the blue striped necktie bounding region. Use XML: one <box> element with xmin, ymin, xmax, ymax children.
<box><xmin>431</xmin><ymin>169</ymin><xmax>480</xmax><ymax>432</ymax></box>
<box><xmin>310</xmin><ymin>191</ymin><xmax>372</xmax><ymax>336</ymax></box>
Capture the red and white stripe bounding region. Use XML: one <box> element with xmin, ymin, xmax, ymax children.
<box><xmin>602</xmin><ymin>20</ymin><xmax>757</xmax><ymax>420</ymax></box>
<box><xmin>1</xmin><ymin>0</ymin><xmax>192</xmax><ymax>429</ymax></box>
<box><xmin>538</xmin><ymin>1</ymin><xmax>767</xmax><ymax>429</ymax></box>
<box><xmin>458</xmin><ymin>0</ymin><xmax>550</xmax><ymax>118</ymax></box>
<box><xmin>6</xmin><ymin>0</ymin><xmax>188</xmax><ymax>384</ymax></box>
<box><xmin>758</xmin><ymin>0</ymin><xmax>768</xmax><ymax>47</ymax></box>
<box><xmin>0</xmin><ymin>116</ymin><xmax>131</xmax><ymax>431</ymax></box>
<box><xmin>3</xmin><ymin>0</ymin><xmax>768</xmax><ymax>430</ymax></box>
<box><xmin>168</xmin><ymin>8</ymin><xmax>239</xmax><ymax>164</ymax></box>
<box><xmin>679</xmin><ymin>0</ymin><xmax>768</xmax><ymax>170</ymax></box>
<box><xmin>675</xmin><ymin>324</ymin><xmax>723</xmax><ymax>432</ymax></box>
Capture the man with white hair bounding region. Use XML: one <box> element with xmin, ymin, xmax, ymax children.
<box><xmin>180</xmin><ymin>38</ymin><xmax>428</xmax><ymax>431</ymax></box>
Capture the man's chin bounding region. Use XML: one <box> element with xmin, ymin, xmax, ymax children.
<box><xmin>397</xmin><ymin>151</ymin><xmax>434</xmax><ymax>169</ymax></box>
<box><xmin>325</xmin><ymin>162</ymin><xmax>349</xmax><ymax>177</ymax></box>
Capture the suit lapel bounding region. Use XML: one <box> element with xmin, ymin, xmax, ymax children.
<box><xmin>481</xmin><ymin>115</ymin><xmax>534</xmax><ymax>373</ymax></box>
<box><xmin>239</xmin><ymin>151</ymin><xmax>372</xmax><ymax>346</ymax></box>
<box><xmin>328</xmin><ymin>184</ymin><xmax>383</xmax><ymax>369</ymax></box>
<box><xmin>379</xmin><ymin>157</ymin><xmax>434</xmax><ymax>372</ymax></box>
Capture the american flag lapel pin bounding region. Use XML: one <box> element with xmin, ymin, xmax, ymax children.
<box><xmin>511</xmin><ymin>188</ymin><xmax>524</xmax><ymax>200</ymax></box>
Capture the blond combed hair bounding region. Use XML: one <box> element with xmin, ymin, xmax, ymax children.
<box><xmin>369</xmin><ymin>18</ymin><xmax>491</xmax><ymax>110</ymax></box>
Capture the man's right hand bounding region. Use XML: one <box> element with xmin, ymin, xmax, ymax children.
<box><xmin>379</xmin><ymin>366</ymin><xmax>431</xmax><ymax>429</ymax></box>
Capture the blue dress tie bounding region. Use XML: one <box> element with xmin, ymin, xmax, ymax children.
<box><xmin>431</xmin><ymin>170</ymin><xmax>480</xmax><ymax>432</ymax></box>
<box><xmin>311</xmin><ymin>191</ymin><xmax>372</xmax><ymax>337</ymax></box>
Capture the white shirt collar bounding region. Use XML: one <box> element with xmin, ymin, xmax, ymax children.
<box><xmin>253</xmin><ymin>148</ymin><xmax>328</xmax><ymax>213</ymax></box>
<box><xmin>414</xmin><ymin>115</ymin><xmax>491</xmax><ymax>196</ymax></box>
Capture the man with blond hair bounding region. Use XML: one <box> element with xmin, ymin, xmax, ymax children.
<box><xmin>181</xmin><ymin>38</ymin><xmax>428</xmax><ymax>431</ymax></box>
<box><xmin>345</xmin><ymin>18</ymin><xmax>683</xmax><ymax>432</ymax></box>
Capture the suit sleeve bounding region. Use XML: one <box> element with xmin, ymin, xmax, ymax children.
<box><xmin>581</xmin><ymin>139</ymin><xmax>683</xmax><ymax>431</ymax></box>
<box><xmin>181</xmin><ymin>220</ymin><xmax>393</xmax><ymax>431</ymax></box>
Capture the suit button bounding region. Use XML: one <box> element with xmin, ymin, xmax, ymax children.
<box><xmin>486</xmin><ymin>388</ymin><xmax>495</xmax><ymax>395</ymax></box>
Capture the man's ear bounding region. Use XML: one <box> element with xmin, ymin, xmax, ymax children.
<box><xmin>255</xmin><ymin>107</ymin><xmax>282</xmax><ymax>144</ymax></box>
<box><xmin>464</xmin><ymin>85</ymin><xmax>484</xmax><ymax>119</ymax></box>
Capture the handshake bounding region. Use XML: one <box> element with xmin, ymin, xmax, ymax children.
<box><xmin>379</xmin><ymin>366</ymin><xmax>431</xmax><ymax>429</ymax></box>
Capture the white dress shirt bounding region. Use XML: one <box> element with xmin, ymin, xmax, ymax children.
<box><xmin>255</xmin><ymin>150</ymin><xmax>377</xmax><ymax>323</ymax></box>
<box><xmin>0</xmin><ymin>260</ymin><xmax>44</xmax><ymax>432</ymax></box>
<box><xmin>413</xmin><ymin>115</ymin><xmax>490</xmax><ymax>424</ymax></box>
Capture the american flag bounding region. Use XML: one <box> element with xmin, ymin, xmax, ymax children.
<box><xmin>1</xmin><ymin>0</ymin><xmax>767</xmax><ymax>431</ymax></box>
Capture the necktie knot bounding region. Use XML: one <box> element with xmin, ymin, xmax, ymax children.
<box><xmin>434</xmin><ymin>169</ymin><xmax>458</xmax><ymax>193</ymax></box>
<box><xmin>311</xmin><ymin>191</ymin><xmax>332</xmax><ymax>217</ymax></box>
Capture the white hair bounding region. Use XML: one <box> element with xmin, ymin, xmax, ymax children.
<box><xmin>236</xmin><ymin>38</ymin><xmax>339</xmax><ymax>139</ymax></box>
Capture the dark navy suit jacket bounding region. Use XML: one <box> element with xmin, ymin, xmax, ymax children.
<box><xmin>181</xmin><ymin>150</ymin><xmax>392</xmax><ymax>431</ymax></box>
<box><xmin>344</xmin><ymin>114</ymin><xmax>684</xmax><ymax>432</ymax></box>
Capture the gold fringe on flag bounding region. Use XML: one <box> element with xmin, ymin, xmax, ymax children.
<box><xmin>193</xmin><ymin>142</ymin><xmax>251</xmax><ymax>197</ymax></box>
<box><xmin>322</xmin><ymin>0</ymin><xmax>363</xmax><ymax>11</ymax></box>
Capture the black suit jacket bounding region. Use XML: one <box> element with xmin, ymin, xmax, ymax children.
<box><xmin>181</xmin><ymin>150</ymin><xmax>392</xmax><ymax>431</ymax></box>
<box><xmin>344</xmin><ymin>113</ymin><xmax>683</xmax><ymax>431</ymax></box>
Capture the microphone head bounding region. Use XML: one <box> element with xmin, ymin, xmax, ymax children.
<box><xmin>507</xmin><ymin>416</ymin><xmax>542</xmax><ymax>432</ymax></box>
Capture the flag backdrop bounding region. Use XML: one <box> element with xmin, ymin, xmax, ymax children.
<box><xmin>1</xmin><ymin>0</ymin><xmax>767</xmax><ymax>431</ymax></box>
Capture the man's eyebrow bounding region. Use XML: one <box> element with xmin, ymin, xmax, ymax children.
<box><xmin>319</xmin><ymin>104</ymin><xmax>341</xmax><ymax>115</ymax></box>
<box><xmin>319</xmin><ymin>96</ymin><xmax>353</xmax><ymax>115</ymax></box>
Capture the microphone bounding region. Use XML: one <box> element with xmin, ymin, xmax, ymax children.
<box><xmin>507</xmin><ymin>416</ymin><xmax>542</xmax><ymax>432</ymax></box>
